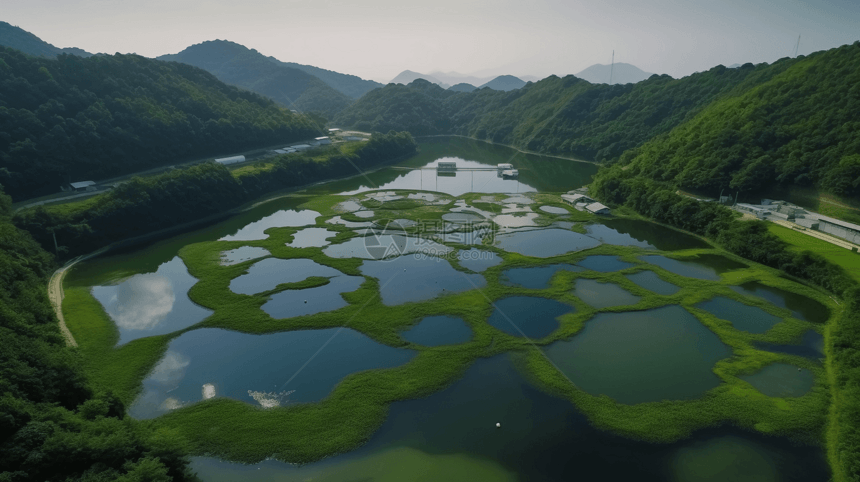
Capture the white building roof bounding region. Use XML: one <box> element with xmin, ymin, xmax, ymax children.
<box><xmin>817</xmin><ymin>216</ymin><xmax>860</xmax><ymax>233</ymax></box>
<box><xmin>70</xmin><ymin>181</ymin><xmax>96</xmax><ymax>189</ymax></box>
<box><xmin>585</xmin><ymin>202</ymin><xmax>610</xmax><ymax>213</ymax></box>
<box><xmin>562</xmin><ymin>193</ymin><xmax>592</xmax><ymax>203</ymax></box>
<box><xmin>315</xmin><ymin>136</ymin><xmax>330</xmax><ymax>141</ymax></box>
<box><xmin>292</xmin><ymin>144</ymin><xmax>312</xmax><ymax>149</ymax></box>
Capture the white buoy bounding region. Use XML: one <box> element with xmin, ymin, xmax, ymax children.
<box><xmin>304</xmin><ymin>300</ymin><xmax>307</xmax><ymax>303</ymax></box>
<box><xmin>496</xmin><ymin>422</ymin><xmax>501</xmax><ymax>428</ymax></box>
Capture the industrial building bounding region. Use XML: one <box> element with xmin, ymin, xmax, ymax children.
<box><xmin>69</xmin><ymin>181</ymin><xmax>96</xmax><ymax>192</ymax></box>
<box><xmin>315</xmin><ymin>137</ymin><xmax>332</xmax><ymax>145</ymax></box>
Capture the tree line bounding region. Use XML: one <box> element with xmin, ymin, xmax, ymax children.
<box><xmin>13</xmin><ymin>132</ymin><xmax>417</xmax><ymax>259</ymax></box>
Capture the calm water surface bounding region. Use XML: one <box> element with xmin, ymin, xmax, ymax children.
<box><xmin>741</xmin><ymin>363</ymin><xmax>815</xmax><ymax>397</ymax></box>
<box><xmin>640</xmin><ymin>254</ymin><xmax>747</xmax><ymax>281</ymax></box>
<box><xmin>576</xmin><ymin>255</ymin><xmax>635</xmax><ymax>272</ymax></box>
<box><xmin>401</xmin><ymin>316</ymin><xmax>473</xmax><ymax>346</ymax></box>
<box><xmin>229</xmin><ymin>258</ymin><xmax>345</xmax><ymax>295</ymax></box>
<box><xmin>731</xmin><ymin>282</ymin><xmax>829</xmax><ymax>323</ymax></box>
<box><xmin>755</xmin><ymin>330</ymin><xmax>825</xmax><ymax>361</ymax></box>
<box><xmin>494</xmin><ymin>228</ymin><xmax>601</xmax><ymax>257</ymax></box>
<box><xmin>573</xmin><ymin>279</ymin><xmax>641</xmax><ymax>308</ymax></box>
<box><xmin>487</xmin><ymin>296</ymin><xmax>574</xmax><ymax>338</ymax></box>
<box><xmin>456</xmin><ymin>248</ymin><xmax>502</xmax><ymax>272</ymax></box>
<box><xmin>625</xmin><ymin>270</ymin><xmax>681</xmax><ymax>295</ymax></box>
<box><xmin>90</xmin><ymin>257</ymin><xmax>212</xmax><ymax>345</ymax></box>
<box><xmin>360</xmin><ymin>255</ymin><xmax>486</xmax><ymax>305</ymax></box>
<box><xmin>190</xmin><ymin>355</ymin><xmax>828</xmax><ymax>482</ymax></box>
<box><xmin>130</xmin><ymin>327</ymin><xmax>415</xmax><ymax>419</ymax></box>
<box><xmin>697</xmin><ymin>296</ymin><xmax>783</xmax><ymax>334</ymax></box>
<box><xmin>545</xmin><ymin>305</ymin><xmax>731</xmax><ymax>404</ymax></box>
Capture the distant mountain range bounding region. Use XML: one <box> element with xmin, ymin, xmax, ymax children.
<box><xmin>158</xmin><ymin>40</ymin><xmax>354</xmax><ymax>117</ymax></box>
<box><xmin>391</xmin><ymin>70</ymin><xmax>527</xmax><ymax>92</ymax></box>
<box><xmin>0</xmin><ymin>23</ymin><xmax>382</xmax><ymax>117</ymax></box>
<box><xmin>428</xmin><ymin>71</ymin><xmax>494</xmax><ymax>87</ymax></box>
<box><xmin>575</xmin><ymin>62</ymin><xmax>655</xmax><ymax>84</ymax></box>
<box><xmin>478</xmin><ymin>75</ymin><xmax>526</xmax><ymax>91</ymax></box>
<box><xmin>0</xmin><ymin>21</ymin><xmax>93</xmax><ymax>58</ymax></box>
<box><xmin>390</xmin><ymin>70</ymin><xmax>451</xmax><ymax>88</ymax></box>
<box><xmin>448</xmin><ymin>83</ymin><xmax>477</xmax><ymax>93</ymax></box>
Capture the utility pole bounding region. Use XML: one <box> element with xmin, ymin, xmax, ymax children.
<box><xmin>51</xmin><ymin>229</ymin><xmax>59</xmax><ymax>256</ymax></box>
<box><xmin>609</xmin><ymin>50</ymin><xmax>615</xmax><ymax>85</ymax></box>
<box><xmin>719</xmin><ymin>188</ymin><xmax>725</xmax><ymax>204</ymax></box>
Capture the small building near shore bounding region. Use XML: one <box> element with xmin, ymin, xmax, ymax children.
<box><xmin>561</xmin><ymin>193</ymin><xmax>594</xmax><ymax>205</ymax></box>
<box><xmin>315</xmin><ymin>136</ymin><xmax>332</xmax><ymax>145</ymax></box>
<box><xmin>585</xmin><ymin>202</ymin><xmax>610</xmax><ymax>215</ymax></box>
<box><xmin>437</xmin><ymin>161</ymin><xmax>457</xmax><ymax>171</ymax></box>
<box><xmin>69</xmin><ymin>181</ymin><xmax>97</xmax><ymax>192</ymax></box>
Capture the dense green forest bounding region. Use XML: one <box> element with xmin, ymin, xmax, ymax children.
<box><xmin>14</xmin><ymin>132</ymin><xmax>417</xmax><ymax>258</ymax></box>
<box><xmin>335</xmin><ymin>42</ymin><xmax>860</xmax><ymax>202</ymax></box>
<box><xmin>158</xmin><ymin>41</ymin><xmax>354</xmax><ymax>118</ymax></box>
<box><xmin>612</xmin><ymin>42</ymin><xmax>860</xmax><ymax>198</ymax></box>
<box><xmin>0</xmin><ymin>46</ymin><xmax>322</xmax><ymax>200</ymax></box>
<box><xmin>590</xmin><ymin>166</ymin><xmax>860</xmax><ymax>480</ymax></box>
<box><xmin>334</xmin><ymin>63</ymin><xmax>779</xmax><ymax>159</ymax></box>
<box><xmin>0</xmin><ymin>184</ymin><xmax>196</xmax><ymax>481</ymax></box>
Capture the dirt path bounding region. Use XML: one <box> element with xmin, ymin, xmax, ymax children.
<box><xmin>48</xmin><ymin>247</ymin><xmax>109</xmax><ymax>347</ymax></box>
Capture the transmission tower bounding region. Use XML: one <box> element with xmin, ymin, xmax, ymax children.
<box><xmin>609</xmin><ymin>50</ymin><xmax>615</xmax><ymax>85</ymax></box>
<box><xmin>794</xmin><ymin>35</ymin><xmax>801</xmax><ymax>58</ymax></box>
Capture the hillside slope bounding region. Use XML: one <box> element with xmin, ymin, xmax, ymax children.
<box><xmin>278</xmin><ymin>60</ymin><xmax>382</xmax><ymax>98</ymax></box>
<box><xmin>0</xmin><ymin>21</ymin><xmax>93</xmax><ymax>58</ymax></box>
<box><xmin>617</xmin><ymin>41</ymin><xmax>860</xmax><ymax>198</ymax></box>
<box><xmin>159</xmin><ymin>40</ymin><xmax>352</xmax><ymax>117</ymax></box>
<box><xmin>335</xmin><ymin>62</ymin><xmax>777</xmax><ymax>161</ymax></box>
<box><xmin>0</xmin><ymin>46</ymin><xmax>321</xmax><ymax>200</ymax></box>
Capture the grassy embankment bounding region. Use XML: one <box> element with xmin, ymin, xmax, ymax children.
<box><xmin>61</xmin><ymin>190</ymin><xmax>837</xmax><ymax>464</ymax></box>
<box><xmin>768</xmin><ymin>223</ymin><xmax>860</xmax><ymax>284</ymax></box>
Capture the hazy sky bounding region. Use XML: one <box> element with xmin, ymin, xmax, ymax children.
<box><xmin>5</xmin><ymin>0</ymin><xmax>859</xmax><ymax>83</ymax></box>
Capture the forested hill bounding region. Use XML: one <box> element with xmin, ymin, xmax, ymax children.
<box><xmin>0</xmin><ymin>46</ymin><xmax>322</xmax><ymax>201</ymax></box>
<box><xmin>158</xmin><ymin>40</ymin><xmax>353</xmax><ymax>117</ymax></box>
<box><xmin>334</xmin><ymin>62</ymin><xmax>776</xmax><ymax>160</ymax></box>
<box><xmin>0</xmin><ymin>21</ymin><xmax>93</xmax><ymax>58</ymax></box>
<box><xmin>609</xmin><ymin>41</ymin><xmax>860</xmax><ymax>199</ymax></box>
<box><xmin>277</xmin><ymin>60</ymin><xmax>382</xmax><ymax>99</ymax></box>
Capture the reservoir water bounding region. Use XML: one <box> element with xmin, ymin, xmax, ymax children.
<box><xmin>65</xmin><ymin>137</ymin><xmax>829</xmax><ymax>481</ymax></box>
